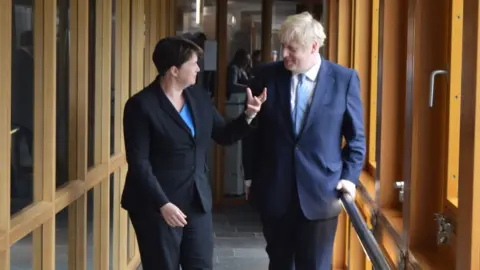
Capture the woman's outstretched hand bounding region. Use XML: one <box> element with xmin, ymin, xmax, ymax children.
<box><xmin>245</xmin><ymin>87</ymin><xmax>267</xmax><ymax>118</ymax></box>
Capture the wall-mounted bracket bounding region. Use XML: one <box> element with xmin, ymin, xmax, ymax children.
<box><xmin>434</xmin><ymin>213</ymin><xmax>454</xmax><ymax>245</ymax></box>
<box><xmin>394</xmin><ymin>181</ymin><xmax>405</xmax><ymax>203</ymax></box>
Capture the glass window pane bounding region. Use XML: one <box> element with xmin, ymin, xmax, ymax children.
<box><xmin>223</xmin><ymin>1</ymin><xmax>262</xmax><ymax>198</ymax></box>
<box><xmin>56</xmin><ymin>0</ymin><xmax>70</xmax><ymax>188</ymax></box>
<box><xmin>109</xmin><ymin>173</ymin><xmax>115</xmax><ymax>269</ymax></box>
<box><xmin>110</xmin><ymin>0</ymin><xmax>116</xmax><ymax>156</ymax></box>
<box><xmin>10</xmin><ymin>233</ymin><xmax>33</xmax><ymax>268</ymax></box>
<box><xmin>176</xmin><ymin>0</ymin><xmax>216</xmax><ymax>97</ymax></box>
<box><xmin>56</xmin><ymin>207</ymin><xmax>69</xmax><ymax>268</ymax></box>
<box><xmin>272</xmin><ymin>3</ymin><xmax>297</xmax><ymax>60</ymax></box>
<box><xmin>11</xmin><ymin>0</ymin><xmax>35</xmax><ymax>215</ymax></box>
<box><xmin>87</xmin><ymin>0</ymin><xmax>97</xmax><ymax>168</ymax></box>
<box><xmin>87</xmin><ymin>189</ymin><xmax>94</xmax><ymax>269</ymax></box>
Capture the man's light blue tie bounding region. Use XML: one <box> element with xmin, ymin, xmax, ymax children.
<box><xmin>293</xmin><ymin>73</ymin><xmax>309</xmax><ymax>136</ymax></box>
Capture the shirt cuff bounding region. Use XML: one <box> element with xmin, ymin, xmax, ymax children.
<box><xmin>245</xmin><ymin>112</ymin><xmax>256</xmax><ymax>124</ymax></box>
<box><xmin>244</xmin><ymin>180</ymin><xmax>252</xmax><ymax>187</ymax></box>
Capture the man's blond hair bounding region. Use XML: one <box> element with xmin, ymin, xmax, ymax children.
<box><xmin>279</xmin><ymin>12</ymin><xmax>326</xmax><ymax>48</ymax></box>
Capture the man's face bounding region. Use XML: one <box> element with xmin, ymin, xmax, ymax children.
<box><xmin>253</xmin><ymin>55</ymin><xmax>261</xmax><ymax>64</ymax></box>
<box><xmin>175</xmin><ymin>54</ymin><xmax>200</xmax><ymax>86</ymax></box>
<box><xmin>282</xmin><ymin>40</ymin><xmax>318</xmax><ymax>73</ymax></box>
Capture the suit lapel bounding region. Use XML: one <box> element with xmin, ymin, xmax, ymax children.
<box><xmin>151</xmin><ymin>78</ymin><xmax>195</xmax><ymax>140</ymax></box>
<box><xmin>275</xmin><ymin>65</ymin><xmax>294</xmax><ymax>139</ymax></box>
<box><xmin>300</xmin><ymin>59</ymin><xmax>335</xmax><ymax>135</ymax></box>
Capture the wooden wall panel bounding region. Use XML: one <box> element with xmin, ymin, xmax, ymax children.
<box><xmin>457</xmin><ymin>0</ymin><xmax>480</xmax><ymax>269</ymax></box>
<box><xmin>0</xmin><ymin>0</ymin><xmax>12</xmax><ymax>267</ymax></box>
<box><xmin>332</xmin><ymin>1</ymin><xmax>352</xmax><ymax>268</ymax></box>
<box><xmin>1</xmin><ymin>0</ymin><xmax>158</xmax><ymax>267</ymax></box>
<box><xmin>326</xmin><ymin>0</ymin><xmax>338</xmax><ymax>62</ymax></box>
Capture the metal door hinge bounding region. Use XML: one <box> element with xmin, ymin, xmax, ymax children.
<box><xmin>434</xmin><ymin>213</ymin><xmax>453</xmax><ymax>245</ymax></box>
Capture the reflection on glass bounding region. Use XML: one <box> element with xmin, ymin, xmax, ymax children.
<box><xmin>222</xmin><ymin>0</ymin><xmax>262</xmax><ymax>197</ymax></box>
<box><xmin>272</xmin><ymin>3</ymin><xmax>296</xmax><ymax>60</ymax></box>
<box><xmin>10</xmin><ymin>233</ymin><xmax>33</xmax><ymax>268</ymax></box>
<box><xmin>87</xmin><ymin>189</ymin><xmax>94</xmax><ymax>269</ymax></box>
<box><xmin>109</xmin><ymin>173</ymin><xmax>115</xmax><ymax>269</ymax></box>
<box><xmin>11</xmin><ymin>0</ymin><xmax>35</xmax><ymax>215</ymax></box>
<box><xmin>127</xmin><ymin>215</ymin><xmax>133</xmax><ymax>260</ymax></box>
<box><xmin>110</xmin><ymin>0</ymin><xmax>116</xmax><ymax>156</ymax></box>
<box><xmin>87</xmin><ymin>0</ymin><xmax>96</xmax><ymax>168</ymax></box>
<box><xmin>176</xmin><ymin>0</ymin><xmax>216</xmax><ymax>97</ymax></box>
<box><xmin>56</xmin><ymin>0</ymin><xmax>70</xmax><ymax>189</ymax></box>
<box><xmin>55</xmin><ymin>207</ymin><xmax>69</xmax><ymax>268</ymax></box>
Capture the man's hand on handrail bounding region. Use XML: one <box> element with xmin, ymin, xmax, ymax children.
<box><xmin>336</xmin><ymin>179</ymin><xmax>356</xmax><ymax>199</ymax></box>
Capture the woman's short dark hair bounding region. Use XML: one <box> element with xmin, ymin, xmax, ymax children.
<box><xmin>231</xmin><ymin>49</ymin><xmax>250</xmax><ymax>67</ymax></box>
<box><xmin>152</xmin><ymin>37</ymin><xmax>203</xmax><ymax>76</ymax></box>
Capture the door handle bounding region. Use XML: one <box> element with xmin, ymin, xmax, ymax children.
<box><xmin>10</xmin><ymin>128</ymin><xmax>19</xmax><ymax>135</ymax></box>
<box><xmin>429</xmin><ymin>70</ymin><xmax>448</xmax><ymax>108</ymax></box>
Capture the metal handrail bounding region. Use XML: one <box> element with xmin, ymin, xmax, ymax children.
<box><xmin>340</xmin><ymin>193</ymin><xmax>391</xmax><ymax>270</ymax></box>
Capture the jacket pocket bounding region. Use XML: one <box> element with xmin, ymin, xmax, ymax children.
<box><xmin>325</xmin><ymin>161</ymin><xmax>343</xmax><ymax>172</ymax></box>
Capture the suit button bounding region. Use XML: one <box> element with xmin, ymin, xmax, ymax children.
<box><xmin>295</xmin><ymin>145</ymin><xmax>299</xmax><ymax>150</ymax></box>
<box><xmin>191</xmin><ymin>166</ymin><xmax>195</xmax><ymax>170</ymax></box>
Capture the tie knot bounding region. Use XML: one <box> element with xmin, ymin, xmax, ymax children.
<box><xmin>298</xmin><ymin>73</ymin><xmax>306</xmax><ymax>83</ymax></box>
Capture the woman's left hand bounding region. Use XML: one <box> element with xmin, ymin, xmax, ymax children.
<box><xmin>245</xmin><ymin>87</ymin><xmax>267</xmax><ymax>118</ymax></box>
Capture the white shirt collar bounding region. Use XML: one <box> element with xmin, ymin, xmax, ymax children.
<box><xmin>292</xmin><ymin>53</ymin><xmax>321</xmax><ymax>82</ymax></box>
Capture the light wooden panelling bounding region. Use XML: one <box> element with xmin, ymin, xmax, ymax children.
<box><xmin>0</xmin><ymin>0</ymin><xmax>12</xmax><ymax>267</ymax></box>
<box><xmin>444</xmin><ymin>0</ymin><xmax>463</xmax><ymax>206</ymax></box>
<box><xmin>457</xmin><ymin>0</ymin><xmax>480</xmax><ymax>269</ymax></box>
<box><xmin>111</xmin><ymin>0</ymin><xmax>131</xmax><ymax>268</ymax></box>
<box><xmin>335</xmin><ymin>0</ymin><xmax>480</xmax><ymax>267</ymax></box>
<box><xmin>332</xmin><ymin>1</ymin><xmax>352</xmax><ymax>268</ymax></box>
<box><xmin>128</xmin><ymin>0</ymin><xmax>145</xmax><ymax>261</ymax></box>
<box><xmin>368</xmin><ymin>0</ymin><xmax>379</xmax><ymax>170</ymax></box>
<box><xmin>327</xmin><ymin>0</ymin><xmax>338</xmax><ymax>62</ymax></box>
<box><xmin>2</xmin><ymin>0</ymin><xmax>149</xmax><ymax>268</ymax></box>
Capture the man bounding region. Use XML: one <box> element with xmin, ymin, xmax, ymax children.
<box><xmin>271</xmin><ymin>50</ymin><xmax>278</xmax><ymax>61</ymax></box>
<box><xmin>243</xmin><ymin>12</ymin><xmax>366</xmax><ymax>270</ymax></box>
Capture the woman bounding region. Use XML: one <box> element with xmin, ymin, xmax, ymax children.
<box><xmin>227</xmin><ymin>48</ymin><xmax>252</xmax><ymax>99</ymax></box>
<box><xmin>121</xmin><ymin>37</ymin><xmax>266</xmax><ymax>270</ymax></box>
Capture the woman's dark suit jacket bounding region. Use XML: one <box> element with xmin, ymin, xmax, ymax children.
<box><xmin>121</xmin><ymin>78</ymin><xmax>255</xmax><ymax>213</ymax></box>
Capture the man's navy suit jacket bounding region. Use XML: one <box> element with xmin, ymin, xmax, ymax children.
<box><xmin>243</xmin><ymin>59</ymin><xmax>366</xmax><ymax>220</ymax></box>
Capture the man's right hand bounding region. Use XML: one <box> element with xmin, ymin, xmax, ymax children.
<box><xmin>160</xmin><ymin>203</ymin><xmax>187</xmax><ymax>227</ymax></box>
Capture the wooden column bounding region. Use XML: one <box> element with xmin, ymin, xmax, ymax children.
<box><xmin>67</xmin><ymin>0</ymin><xmax>89</xmax><ymax>268</ymax></box>
<box><xmin>457</xmin><ymin>0</ymin><xmax>480</xmax><ymax>268</ymax></box>
<box><xmin>332</xmin><ymin>1</ymin><xmax>353</xmax><ymax>268</ymax></box>
<box><xmin>261</xmin><ymin>0</ymin><xmax>272</xmax><ymax>62</ymax></box>
<box><xmin>0</xmin><ymin>0</ymin><xmax>12</xmax><ymax>267</ymax></box>
<box><xmin>32</xmin><ymin>0</ymin><xmax>57</xmax><ymax>268</ymax></box>
<box><xmin>213</xmin><ymin>0</ymin><xmax>228</xmax><ymax>206</ymax></box>
<box><xmin>326</xmin><ymin>0</ymin><xmax>338</xmax><ymax>62</ymax></box>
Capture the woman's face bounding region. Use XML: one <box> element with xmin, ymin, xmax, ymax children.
<box><xmin>176</xmin><ymin>54</ymin><xmax>200</xmax><ymax>86</ymax></box>
<box><xmin>242</xmin><ymin>54</ymin><xmax>252</xmax><ymax>68</ymax></box>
